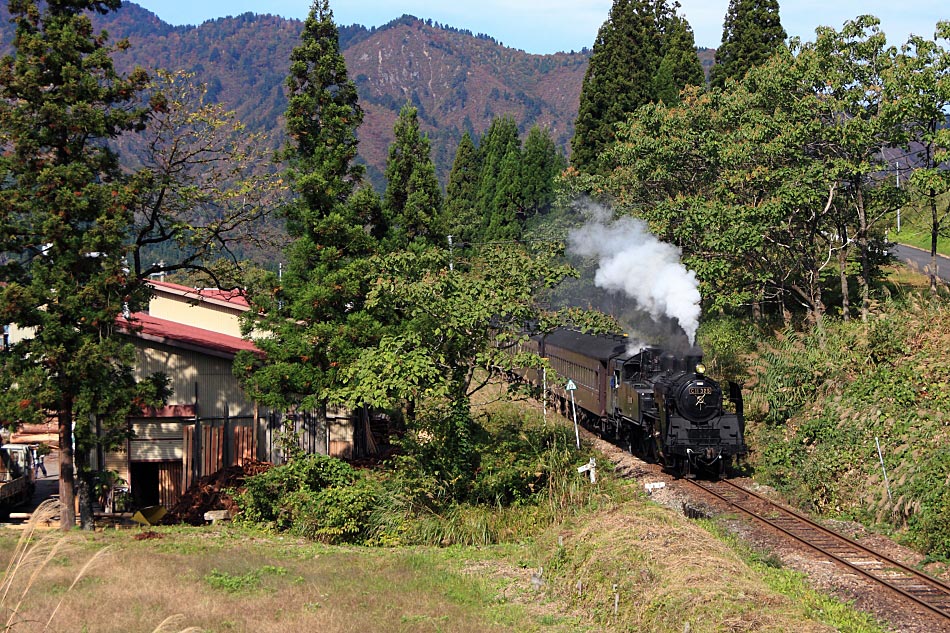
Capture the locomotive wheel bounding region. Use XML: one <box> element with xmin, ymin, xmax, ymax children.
<box><xmin>643</xmin><ymin>433</ymin><xmax>660</xmax><ymax>463</ymax></box>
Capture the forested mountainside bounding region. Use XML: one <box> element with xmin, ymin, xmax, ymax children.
<box><xmin>0</xmin><ymin>3</ymin><xmax>715</xmax><ymax>187</ymax></box>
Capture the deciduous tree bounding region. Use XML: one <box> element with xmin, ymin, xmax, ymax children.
<box><xmin>336</xmin><ymin>243</ymin><xmax>575</xmax><ymax>498</ymax></box>
<box><xmin>887</xmin><ymin>22</ymin><xmax>950</xmax><ymax>293</ymax></box>
<box><xmin>127</xmin><ymin>70</ymin><xmax>285</xmax><ymax>287</ymax></box>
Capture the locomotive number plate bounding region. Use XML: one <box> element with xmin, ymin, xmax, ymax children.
<box><xmin>689</xmin><ymin>387</ymin><xmax>713</xmax><ymax>395</ymax></box>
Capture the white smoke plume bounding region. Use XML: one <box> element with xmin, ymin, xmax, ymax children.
<box><xmin>567</xmin><ymin>207</ymin><xmax>701</xmax><ymax>344</ymax></box>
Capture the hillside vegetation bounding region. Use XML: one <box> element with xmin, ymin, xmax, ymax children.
<box><xmin>737</xmin><ymin>270</ymin><xmax>950</xmax><ymax>561</ymax></box>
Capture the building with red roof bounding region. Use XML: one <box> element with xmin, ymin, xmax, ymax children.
<box><xmin>97</xmin><ymin>283</ymin><xmax>362</xmax><ymax>511</ymax></box>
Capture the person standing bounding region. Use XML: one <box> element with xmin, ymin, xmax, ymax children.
<box><xmin>31</xmin><ymin>445</ymin><xmax>47</xmax><ymax>478</ymax></box>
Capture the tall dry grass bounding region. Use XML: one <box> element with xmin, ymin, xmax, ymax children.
<box><xmin>0</xmin><ymin>499</ymin><xmax>197</xmax><ymax>633</ymax></box>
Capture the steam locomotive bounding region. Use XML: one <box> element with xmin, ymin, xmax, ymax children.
<box><xmin>513</xmin><ymin>329</ymin><xmax>746</xmax><ymax>477</ymax></box>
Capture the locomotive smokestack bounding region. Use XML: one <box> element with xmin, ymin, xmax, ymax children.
<box><xmin>685</xmin><ymin>346</ymin><xmax>704</xmax><ymax>374</ymax></box>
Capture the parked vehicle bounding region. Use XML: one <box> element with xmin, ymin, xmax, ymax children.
<box><xmin>0</xmin><ymin>444</ymin><xmax>35</xmax><ymax>518</ymax></box>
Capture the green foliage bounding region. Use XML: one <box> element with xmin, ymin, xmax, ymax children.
<box><xmin>385</xmin><ymin>403</ymin><xmax>484</xmax><ymax>507</ymax></box>
<box><xmin>520</xmin><ymin>126</ymin><xmax>566</xmax><ymax>221</ymax></box>
<box><xmin>239</xmin><ymin>0</ymin><xmax>382</xmax><ymax>412</ymax></box>
<box><xmin>204</xmin><ymin>565</ymin><xmax>286</xmax><ymax>594</ymax></box>
<box><xmin>749</xmin><ymin>296</ymin><xmax>950</xmax><ymax>557</ymax></box>
<box><xmin>337</xmin><ymin>241</ymin><xmax>574</xmax><ymax>412</ymax></box>
<box><xmin>887</xmin><ymin>22</ymin><xmax>950</xmax><ymax>291</ymax></box>
<box><xmin>572</xmin><ymin>0</ymin><xmax>698</xmax><ymax>171</ymax></box>
<box><xmin>127</xmin><ymin>69</ymin><xmax>284</xmax><ymax>283</ymax></box>
<box><xmin>287</xmin><ymin>478</ymin><xmax>381</xmax><ymax>543</ymax></box>
<box><xmin>654</xmin><ymin>15</ymin><xmax>705</xmax><ymax>104</ymax></box>
<box><xmin>897</xmin><ymin>451</ymin><xmax>950</xmax><ymax>558</ymax></box>
<box><xmin>709</xmin><ymin>0</ymin><xmax>786</xmax><ymax>89</ymax></box>
<box><xmin>443</xmin><ymin>132</ymin><xmax>482</xmax><ymax>247</ymax></box>
<box><xmin>236</xmin><ymin>453</ymin><xmax>372</xmax><ymax>542</ymax></box>
<box><xmin>444</xmin><ymin>118</ymin><xmax>565</xmax><ymax>246</ymax></box>
<box><xmin>0</xmin><ymin>0</ymin><xmax>153</xmax><ymax>525</ymax></box>
<box><xmin>756</xmin><ymin>324</ymin><xmax>862</xmax><ymax>424</ymax></box>
<box><xmin>599</xmin><ymin>19</ymin><xmax>905</xmax><ymax>322</ymax></box>
<box><xmin>696</xmin><ymin>316</ymin><xmax>758</xmax><ymax>383</ymax></box>
<box><xmin>476</xmin><ymin>116</ymin><xmax>522</xmax><ymax>241</ymax></box>
<box><xmin>382</xmin><ymin>103</ymin><xmax>444</xmax><ymax>248</ymax></box>
<box><xmin>236</xmin><ymin>406</ymin><xmax>597</xmax><ymax>547</ymax></box>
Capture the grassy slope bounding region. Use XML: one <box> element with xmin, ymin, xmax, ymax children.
<box><xmin>890</xmin><ymin>196</ymin><xmax>950</xmax><ymax>256</ymax></box>
<box><xmin>745</xmin><ymin>263</ymin><xmax>950</xmax><ymax>565</ymax></box>
<box><xmin>0</xmin><ymin>479</ymin><xmax>885</xmax><ymax>631</ymax></box>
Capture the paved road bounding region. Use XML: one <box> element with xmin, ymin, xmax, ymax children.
<box><xmin>9</xmin><ymin>449</ymin><xmax>60</xmax><ymax>523</ymax></box>
<box><xmin>892</xmin><ymin>244</ymin><xmax>950</xmax><ymax>282</ymax></box>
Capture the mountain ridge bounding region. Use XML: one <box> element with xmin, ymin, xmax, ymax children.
<box><xmin>0</xmin><ymin>3</ymin><xmax>716</xmax><ymax>187</ymax></box>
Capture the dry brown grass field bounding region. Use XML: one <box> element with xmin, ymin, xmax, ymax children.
<box><xmin>0</xmin><ymin>488</ymin><xmax>887</xmax><ymax>633</ymax></box>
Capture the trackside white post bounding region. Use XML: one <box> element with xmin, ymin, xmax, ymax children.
<box><xmin>570</xmin><ymin>390</ymin><xmax>579</xmax><ymax>449</ymax></box>
<box><xmin>566</xmin><ymin>379</ymin><xmax>579</xmax><ymax>448</ymax></box>
<box><xmin>577</xmin><ymin>457</ymin><xmax>596</xmax><ymax>483</ymax></box>
<box><xmin>875</xmin><ymin>436</ymin><xmax>893</xmax><ymax>502</ymax></box>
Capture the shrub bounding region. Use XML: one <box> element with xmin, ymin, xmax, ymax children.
<box><xmin>291</xmin><ymin>478</ymin><xmax>381</xmax><ymax>544</ymax></box>
<box><xmin>236</xmin><ymin>453</ymin><xmax>359</xmax><ymax>530</ymax></box>
<box><xmin>697</xmin><ymin>315</ymin><xmax>759</xmax><ymax>383</ymax></box>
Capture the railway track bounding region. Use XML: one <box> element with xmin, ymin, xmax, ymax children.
<box><xmin>686</xmin><ymin>478</ymin><xmax>950</xmax><ymax>623</ymax></box>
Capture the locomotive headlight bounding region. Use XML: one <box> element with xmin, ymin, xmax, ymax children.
<box><xmin>695</xmin><ymin>363</ymin><xmax>706</xmax><ymax>375</ymax></box>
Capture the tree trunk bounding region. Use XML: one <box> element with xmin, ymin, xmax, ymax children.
<box><xmin>838</xmin><ymin>240</ymin><xmax>850</xmax><ymax>322</ymax></box>
<box><xmin>58</xmin><ymin>396</ymin><xmax>76</xmax><ymax>530</ymax></box>
<box><xmin>75</xmin><ymin>443</ymin><xmax>95</xmax><ymax>530</ymax></box>
<box><xmin>931</xmin><ymin>186</ymin><xmax>939</xmax><ymax>295</ymax></box>
<box><xmin>855</xmin><ymin>183</ymin><xmax>870</xmax><ymax>322</ymax></box>
<box><xmin>77</xmin><ymin>475</ymin><xmax>94</xmax><ymax>530</ymax></box>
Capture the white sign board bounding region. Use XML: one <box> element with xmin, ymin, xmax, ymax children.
<box><xmin>565</xmin><ymin>379</ymin><xmax>577</xmax><ymax>391</ymax></box>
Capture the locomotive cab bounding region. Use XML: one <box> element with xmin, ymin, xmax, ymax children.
<box><xmin>614</xmin><ymin>347</ymin><xmax>662</xmax><ymax>424</ymax></box>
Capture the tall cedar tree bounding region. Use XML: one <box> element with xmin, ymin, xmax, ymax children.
<box><xmin>572</xmin><ymin>0</ymin><xmax>682</xmax><ymax>172</ymax></box>
<box><xmin>477</xmin><ymin>117</ymin><xmax>521</xmax><ymax>240</ymax></box>
<box><xmin>443</xmin><ymin>132</ymin><xmax>482</xmax><ymax>248</ymax></box>
<box><xmin>521</xmin><ymin>126</ymin><xmax>566</xmax><ymax>221</ymax></box>
<box><xmin>0</xmin><ymin>0</ymin><xmax>152</xmax><ymax>529</ymax></box>
<box><xmin>236</xmin><ymin>0</ymin><xmax>380</xmax><ymax>413</ymax></box>
<box><xmin>654</xmin><ymin>15</ymin><xmax>705</xmax><ymax>104</ymax></box>
<box><xmin>382</xmin><ymin>103</ymin><xmax>444</xmax><ymax>248</ymax></box>
<box><xmin>709</xmin><ymin>0</ymin><xmax>786</xmax><ymax>89</ymax></box>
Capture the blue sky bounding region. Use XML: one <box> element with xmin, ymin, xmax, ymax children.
<box><xmin>130</xmin><ymin>1</ymin><xmax>947</xmax><ymax>54</ymax></box>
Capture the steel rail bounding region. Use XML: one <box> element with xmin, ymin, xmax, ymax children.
<box><xmin>688</xmin><ymin>478</ymin><xmax>950</xmax><ymax>622</ymax></box>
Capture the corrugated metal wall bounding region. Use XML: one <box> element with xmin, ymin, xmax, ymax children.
<box><xmin>129</xmin><ymin>420</ymin><xmax>185</xmax><ymax>462</ymax></box>
<box><xmin>132</xmin><ymin>340</ymin><xmax>255</xmax><ymax>418</ymax></box>
<box><xmin>148</xmin><ymin>295</ymin><xmax>243</xmax><ymax>338</ymax></box>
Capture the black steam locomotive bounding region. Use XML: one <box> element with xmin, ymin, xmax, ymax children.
<box><xmin>514</xmin><ymin>329</ymin><xmax>746</xmax><ymax>477</ymax></box>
